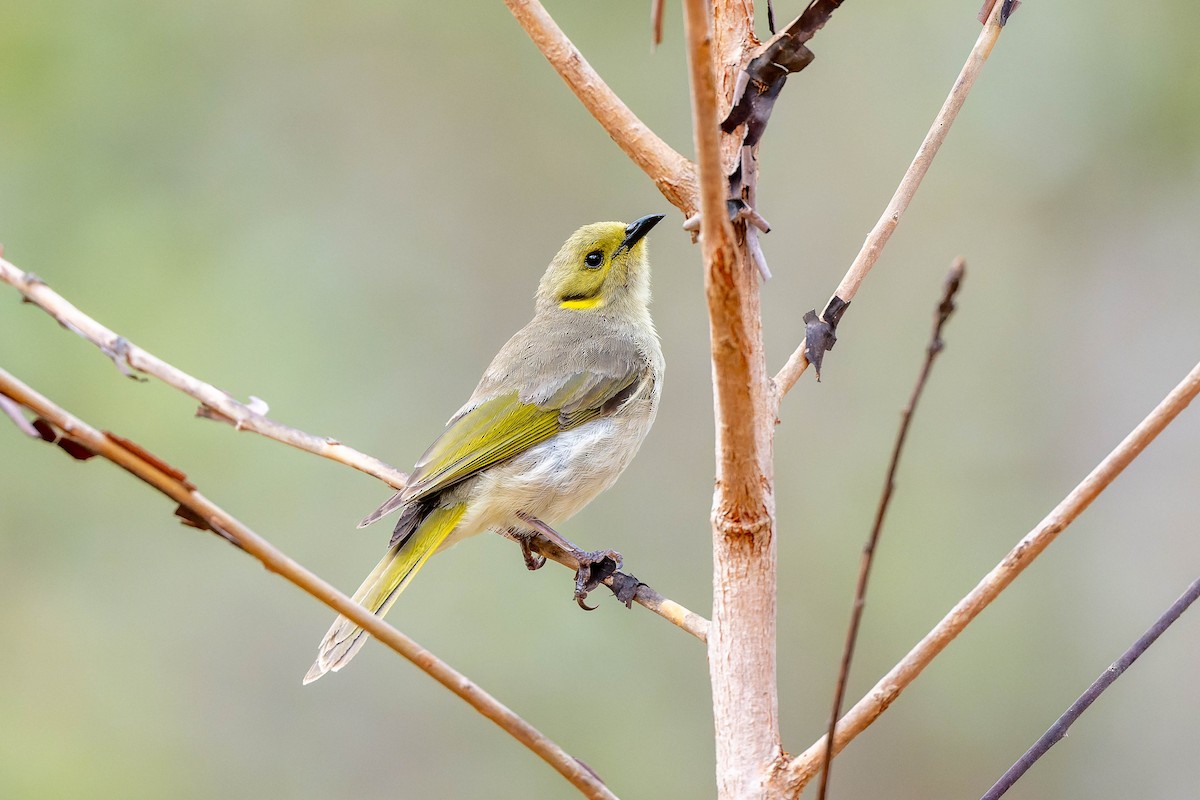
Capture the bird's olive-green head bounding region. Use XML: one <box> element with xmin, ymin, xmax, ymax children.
<box><xmin>536</xmin><ymin>214</ymin><xmax>665</xmax><ymax>317</ymax></box>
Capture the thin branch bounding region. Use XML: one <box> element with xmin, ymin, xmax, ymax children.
<box><xmin>817</xmin><ymin>258</ymin><xmax>965</xmax><ymax>800</ymax></box>
<box><xmin>981</xmin><ymin>573</ymin><xmax>1200</xmax><ymax>800</ymax></box>
<box><xmin>772</xmin><ymin>3</ymin><xmax>1008</xmax><ymax>403</ymax></box>
<box><xmin>515</xmin><ymin>533</ymin><xmax>710</xmax><ymax>642</ymax></box>
<box><xmin>0</xmin><ymin>366</ymin><xmax>617</xmax><ymax>800</ymax></box>
<box><xmin>1</xmin><ymin>255</ymin><xmax>708</xmax><ymax>641</ymax></box>
<box><xmin>777</xmin><ymin>357</ymin><xmax>1200</xmax><ymax>794</ymax></box>
<box><xmin>504</xmin><ymin>0</ymin><xmax>699</xmax><ymax>214</ymax></box>
<box><xmin>0</xmin><ymin>256</ymin><xmax>408</xmax><ymax>489</ymax></box>
<box><xmin>833</xmin><ymin>6</ymin><xmax>1002</xmax><ymax>302</ymax></box>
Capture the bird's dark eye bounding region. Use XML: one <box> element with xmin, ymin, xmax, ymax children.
<box><xmin>584</xmin><ymin>250</ymin><xmax>604</xmax><ymax>269</ymax></box>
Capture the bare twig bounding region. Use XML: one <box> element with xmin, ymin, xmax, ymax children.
<box><xmin>981</xmin><ymin>573</ymin><xmax>1200</xmax><ymax>800</ymax></box>
<box><xmin>0</xmin><ymin>257</ymin><xmax>408</xmax><ymax>489</ymax></box>
<box><xmin>513</xmin><ymin>533</ymin><xmax>710</xmax><ymax>642</ymax></box>
<box><xmin>504</xmin><ymin>0</ymin><xmax>699</xmax><ymax>214</ymax></box>
<box><xmin>0</xmin><ymin>366</ymin><xmax>617</xmax><ymax>800</ymax></box>
<box><xmin>772</xmin><ymin>3</ymin><xmax>1008</xmax><ymax>403</ymax></box>
<box><xmin>777</xmin><ymin>357</ymin><xmax>1200</xmax><ymax>794</ymax></box>
<box><xmin>831</xmin><ymin>7</ymin><xmax>1002</xmax><ymax>303</ymax></box>
<box><xmin>817</xmin><ymin>259</ymin><xmax>965</xmax><ymax>800</ymax></box>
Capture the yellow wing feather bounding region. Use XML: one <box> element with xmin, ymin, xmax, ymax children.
<box><xmin>399</xmin><ymin>371</ymin><xmax>639</xmax><ymax>505</ymax></box>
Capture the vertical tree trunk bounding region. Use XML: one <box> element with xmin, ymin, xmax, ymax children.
<box><xmin>707</xmin><ymin>242</ymin><xmax>781</xmax><ymax>799</ymax></box>
<box><xmin>683</xmin><ymin>1</ymin><xmax>785</xmax><ymax>796</ymax></box>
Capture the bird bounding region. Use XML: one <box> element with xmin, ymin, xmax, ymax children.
<box><xmin>304</xmin><ymin>214</ymin><xmax>666</xmax><ymax>684</ymax></box>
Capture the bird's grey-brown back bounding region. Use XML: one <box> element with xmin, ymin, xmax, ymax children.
<box><xmin>467</xmin><ymin>312</ymin><xmax>660</xmax><ymax>415</ymax></box>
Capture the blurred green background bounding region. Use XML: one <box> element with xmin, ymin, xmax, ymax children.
<box><xmin>2</xmin><ymin>1</ymin><xmax>1199</xmax><ymax>798</ymax></box>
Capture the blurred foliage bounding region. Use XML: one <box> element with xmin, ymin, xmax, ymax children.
<box><xmin>2</xmin><ymin>1</ymin><xmax>1199</xmax><ymax>798</ymax></box>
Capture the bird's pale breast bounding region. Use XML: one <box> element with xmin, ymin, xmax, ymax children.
<box><xmin>436</xmin><ymin>384</ymin><xmax>658</xmax><ymax>551</ymax></box>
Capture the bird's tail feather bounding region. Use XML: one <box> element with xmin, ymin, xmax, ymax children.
<box><xmin>303</xmin><ymin>503</ymin><xmax>466</xmax><ymax>684</ymax></box>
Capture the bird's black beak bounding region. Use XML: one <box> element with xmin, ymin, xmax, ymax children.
<box><xmin>614</xmin><ymin>213</ymin><xmax>666</xmax><ymax>256</ymax></box>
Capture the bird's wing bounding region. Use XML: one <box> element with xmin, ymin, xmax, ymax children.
<box><xmin>356</xmin><ymin>363</ymin><xmax>643</xmax><ymax>529</ymax></box>
<box><xmin>397</xmin><ymin>363</ymin><xmax>644</xmax><ymax>505</ymax></box>
<box><xmin>356</xmin><ymin>319</ymin><xmax>654</xmax><ymax>530</ymax></box>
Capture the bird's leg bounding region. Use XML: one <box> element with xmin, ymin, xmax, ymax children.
<box><xmin>509</xmin><ymin>527</ymin><xmax>547</xmax><ymax>571</ymax></box>
<box><xmin>515</xmin><ymin>512</ymin><xmax>622</xmax><ymax>610</ymax></box>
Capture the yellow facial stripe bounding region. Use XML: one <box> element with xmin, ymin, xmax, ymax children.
<box><xmin>560</xmin><ymin>296</ymin><xmax>605</xmax><ymax>310</ymax></box>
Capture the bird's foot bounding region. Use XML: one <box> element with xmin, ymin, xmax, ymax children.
<box><xmin>572</xmin><ymin>549</ymin><xmax>622</xmax><ymax>610</ymax></box>
<box><xmin>516</xmin><ymin>531</ymin><xmax>547</xmax><ymax>571</ymax></box>
<box><xmin>513</xmin><ymin>512</ymin><xmax>626</xmax><ymax>609</ymax></box>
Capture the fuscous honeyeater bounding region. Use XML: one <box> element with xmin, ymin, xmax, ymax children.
<box><xmin>304</xmin><ymin>214</ymin><xmax>666</xmax><ymax>683</ymax></box>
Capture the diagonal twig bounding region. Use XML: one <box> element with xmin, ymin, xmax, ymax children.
<box><xmin>772</xmin><ymin>2</ymin><xmax>1009</xmax><ymax>403</ymax></box>
<box><xmin>0</xmin><ymin>366</ymin><xmax>618</xmax><ymax>800</ymax></box>
<box><xmin>0</xmin><ymin>256</ymin><xmax>408</xmax><ymax>488</ymax></box>
<box><xmin>981</xmin><ymin>573</ymin><xmax>1200</xmax><ymax>800</ymax></box>
<box><xmin>777</xmin><ymin>356</ymin><xmax>1200</xmax><ymax>794</ymax></box>
<box><xmin>817</xmin><ymin>258</ymin><xmax>965</xmax><ymax>800</ymax></box>
<box><xmin>504</xmin><ymin>0</ymin><xmax>699</xmax><ymax>214</ymax></box>
<box><xmin>512</xmin><ymin>531</ymin><xmax>710</xmax><ymax>642</ymax></box>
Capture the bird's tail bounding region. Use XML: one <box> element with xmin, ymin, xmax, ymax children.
<box><xmin>303</xmin><ymin>503</ymin><xmax>466</xmax><ymax>684</ymax></box>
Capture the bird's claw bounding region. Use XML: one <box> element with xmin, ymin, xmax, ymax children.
<box><xmin>572</xmin><ymin>549</ymin><xmax>622</xmax><ymax>609</ymax></box>
<box><xmin>518</xmin><ymin>535</ymin><xmax>547</xmax><ymax>571</ymax></box>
